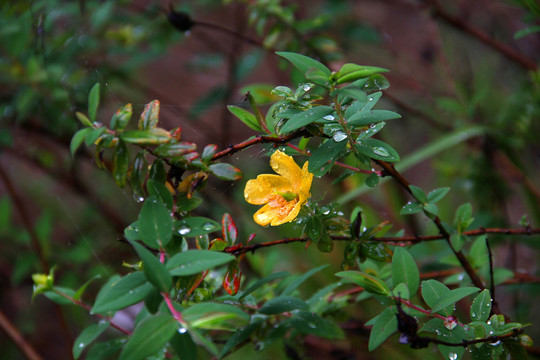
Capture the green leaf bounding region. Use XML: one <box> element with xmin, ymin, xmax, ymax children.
<box><xmin>209</xmin><ymin>163</ymin><xmax>243</xmax><ymax>181</ymax></box>
<box><xmin>421</xmin><ymin>279</ymin><xmax>451</xmax><ymax>315</ymax></box>
<box><xmin>153</xmin><ymin>142</ymin><xmax>197</xmax><ymax>158</ymax></box>
<box><xmin>70</xmin><ymin>128</ymin><xmax>91</xmax><ymax>156</ymax></box>
<box><xmin>258</xmin><ymin>296</ymin><xmax>310</xmax><ymax>315</ymax></box>
<box><xmin>119</xmin><ymin>314</ymin><xmax>179</xmax><ymax>360</ymax></box>
<box><xmin>218</xmin><ymin>320</ymin><xmax>263</xmax><ymax>359</ymax></box>
<box><xmin>88</xmin><ymin>83</ymin><xmax>100</xmax><ymax>123</ymax></box>
<box><xmin>202</xmin><ymin>144</ymin><xmax>217</xmax><ymax>162</ymax></box>
<box><xmin>470</xmin><ymin>289</ymin><xmax>491</xmax><ymax>322</ymax></box>
<box><xmin>86</xmin><ymin>339</ymin><xmax>124</xmax><ymax>360</ymax></box>
<box><xmin>239</xmin><ymin>271</ymin><xmax>289</xmax><ymax>300</ymax></box>
<box><xmin>138</xmin><ymin>100</ymin><xmax>160</xmax><ymax>130</ymax></box>
<box><xmin>73</xmin><ymin>274</ymin><xmax>101</xmax><ymax>301</ymax></box>
<box><xmin>356</xmin><ymin>121</ymin><xmax>385</xmax><ymax>141</ymax></box>
<box><xmin>368</xmin><ymin>307</ymin><xmax>397</xmax><ymax>351</ymax></box>
<box><xmin>427</xmin><ymin>187</ymin><xmax>450</xmax><ymax>203</ymax></box>
<box><xmin>276</xmin><ymin>51</ymin><xmax>331</xmax><ymax>78</ymax></box>
<box><xmin>91</xmin><ymin>273</ymin><xmax>153</xmax><ymax>314</ymax></box>
<box><xmin>146</xmin><ymin>179</ymin><xmax>173</xmax><ymax>210</ymax></box>
<box><xmin>354</xmin><ymin>139</ymin><xmax>400</xmax><ymax>162</ymax></box>
<box><xmin>431</xmin><ymin>287</ymin><xmax>479</xmax><ymax>313</ymax></box>
<box><xmin>423</xmin><ymin>203</ymin><xmax>439</xmax><ymax>215</ymax></box>
<box><xmin>73</xmin><ymin>321</ymin><xmax>110</xmax><ymax>359</ymax></box>
<box><xmin>222</xmin><ymin>213</ymin><xmax>237</xmax><ymax>246</ymax></box>
<box><xmin>76</xmin><ymin>112</ymin><xmax>93</xmax><ymax>127</ymax></box>
<box><xmin>110</xmin><ymin>103</ymin><xmax>132</xmax><ymax>130</ymax></box>
<box><xmin>137</xmin><ymin>196</ymin><xmax>173</xmax><ymax>249</ymax></box>
<box><xmin>170</xmin><ymin>331</ymin><xmax>198</xmax><ymax>360</ymax></box>
<box><xmin>183</xmin><ymin>303</ymin><xmax>249</xmax><ymax>330</ymax></box>
<box><xmin>129</xmin><ymin>240</ymin><xmax>172</xmax><ymax>293</ymax></box>
<box><xmin>308</xmin><ymin>138</ymin><xmax>348</xmax><ymax>174</ymax></box>
<box><xmin>280</xmin><ymin>106</ymin><xmax>334</xmax><ymax>133</ymax></box>
<box><xmin>167</xmin><ymin>250</ymin><xmax>234</xmax><ymax>276</ymax></box>
<box><xmin>84</xmin><ymin>127</ymin><xmax>106</xmax><ymax>147</ymax></box>
<box><xmin>421</xmin><ymin>318</ymin><xmax>467</xmax><ymax>360</ymax></box>
<box><xmin>119</xmin><ymin>129</ymin><xmax>171</xmax><ymax>145</ymax></box>
<box><xmin>469</xmin><ymin>235</ymin><xmax>488</xmax><ymax>269</ymax></box>
<box><xmin>348</xmin><ymin>109</ymin><xmax>401</xmax><ymax>127</ymax></box>
<box><xmin>112</xmin><ymin>140</ymin><xmax>128</xmax><ymax>187</ymax></box>
<box><xmin>227</xmin><ymin>105</ymin><xmax>261</xmax><ymax>132</ymax></box>
<box><xmin>335</xmin><ymin>271</ymin><xmax>390</xmax><ymax>296</ymax></box>
<box><xmin>335</xmin><ymin>63</ymin><xmax>388</xmax><ymax>84</ymax></box>
<box><xmin>176</xmin><ymin>217</ymin><xmax>221</xmax><ymax>238</ymax></box>
<box><xmin>392</xmin><ymin>247</ymin><xmax>420</xmax><ymax>296</ymax></box>
<box><xmin>289</xmin><ymin>311</ymin><xmax>345</xmax><ymax>339</ymax></box>
<box><xmin>454</xmin><ymin>203</ymin><xmax>474</xmax><ymax>233</ymax></box>
<box><xmin>281</xmin><ymin>265</ymin><xmax>328</xmax><ymax>296</ymax></box>
<box><xmin>409</xmin><ymin>185</ymin><xmax>427</xmax><ymax>203</ymax></box>
<box><xmin>400</xmin><ymin>201</ymin><xmax>423</xmax><ymax>215</ymax></box>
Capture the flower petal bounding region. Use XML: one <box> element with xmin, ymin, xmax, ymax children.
<box><xmin>270</xmin><ymin>150</ymin><xmax>303</xmax><ymax>192</ymax></box>
<box><xmin>273</xmin><ymin>200</ymin><xmax>303</xmax><ymax>226</ymax></box>
<box><xmin>244</xmin><ymin>174</ymin><xmax>292</xmax><ymax>205</ymax></box>
<box><xmin>299</xmin><ymin>161</ymin><xmax>314</xmax><ymax>202</ymax></box>
<box><xmin>253</xmin><ymin>204</ymin><xmax>282</xmax><ymax>226</ymax></box>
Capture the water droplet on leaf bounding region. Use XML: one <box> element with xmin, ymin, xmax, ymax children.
<box><xmin>202</xmin><ymin>222</ymin><xmax>215</xmax><ymax>231</ymax></box>
<box><xmin>333</xmin><ymin>132</ymin><xmax>347</xmax><ymax>142</ymax></box>
<box><xmin>373</xmin><ymin>147</ymin><xmax>390</xmax><ymax>157</ymax></box>
<box><xmin>178</xmin><ymin>226</ymin><xmax>191</xmax><ymax>235</ymax></box>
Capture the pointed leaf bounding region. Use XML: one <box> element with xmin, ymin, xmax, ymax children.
<box><xmin>368</xmin><ymin>307</ymin><xmax>397</xmax><ymax>351</ymax></box>
<box><xmin>119</xmin><ymin>129</ymin><xmax>171</xmax><ymax>145</ymax></box>
<box><xmin>130</xmin><ymin>240</ymin><xmax>171</xmax><ymax>292</ymax></box>
<box><xmin>91</xmin><ymin>273</ymin><xmax>152</xmax><ymax>314</ymax></box>
<box><xmin>167</xmin><ymin>250</ymin><xmax>234</xmax><ymax>276</ymax></box>
<box><xmin>137</xmin><ymin>196</ymin><xmax>173</xmax><ymax>249</ymax></box>
<box><xmin>427</xmin><ymin>187</ymin><xmax>450</xmax><ymax>203</ymax></box>
<box><xmin>280</xmin><ymin>106</ymin><xmax>334</xmax><ymax>134</ymax></box>
<box><xmin>258</xmin><ymin>296</ymin><xmax>309</xmax><ymax>315</ymax></box>
<box><xmin>354</xmin><ymin>139</ymin><xmax>400</xmax><ymax>162</ymax></box>
<box><xmin>223</xmin><ymin>260</ymin><xmax>241</xmax><ymax>296</ymax></box>
<box><xmin>138</xmin><ymin>100</ymin><xmax>160</xmax><ymax>130</ymax></box>
<box><xmin>392</xmin><ymin>247</ymin><xmax>420</xmax><ymax>296</ymax></box>
<box><xmin>73</xmin><ymin>321</ymin><xmax>110</xmax><ymax>359</ymax></box>
<box><xmin>70</xmin><ymin>128</ymin><xmax>91</xmax><ymax>156</ymax></box>
<box><xmin>222</xmin><ymin>213</ymin><xmax>238</xmax><ymax>246</ymax></box>
<box><xmin>110</xmin><ymin>103</ymin><xmax>132</xmax><ymax>130</ymax></box>
<box><xmin>470</xmin><ymin>289</ymin><xmax>492</xmax><ymax>322</ymax></box>
<box><xmin>431</xmin><ymin>287</ymin><xmax>479</xmax><ymax>313</ymax></box>
<box><xmin>119</xmin><ymin>314</ymin><xmax>178</xmax><ymax>360</ymax></box>
<box><xmin>276</xmin><ymin>52</ymin><xmax>331</xmax><ymax>77</ymax></box>
<box><xmin>209</xmin><ymin>163</ymin><xmax>243</xmax><ymax>181</ymax></box>
<box><xmin>400</xmin><ymin>201</ymin><xmax>423</xmax><ymax>215</ymax></box>
<box><xmin>289</xmin><ymin>311</ymin><xmax>344</xmax><ymax>339</ymax></box>
<box><xmin>227</xmin><ymin>105</ymin><xmax>261</xmax><ymax>132</ymax></box>
<box><xmin>88</xmin><ymin>83</ymin><xmax>100</xmax><ymax>123</ymax></box>
<box><xmin>76</xmin><ymin>112</ymin><xmax>93</xmax><ymax>127</ymax></box>
<box><xmin>112</xmin><ymin>140</ymin><xmax>128</xmax><ymax>187</ymax></box>
<box><xmin>335</xmin><ymin>271</ymin><xmax>390</xmax><ymax>296</ymax></box>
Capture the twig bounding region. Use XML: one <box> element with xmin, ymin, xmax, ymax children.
<box><xmin>374</xmin><ymin>159</ymin><xmax>485</xmax><ymax>290</ymax></box>
<box><xmin>211</xmin><ymin>131</ymin><xmax>306</xmax><ymax>160</ymax></box>
<box><xmin>425</xmin><ymin>0</ymin><xmax>537</xmax><ymax>71</ymax></box>
<box><xmin>224</xmin><ymin>226</ymin><xmax>540</xmax><ymax>255</ymax></box>
<box><xmin>0</xmin><ymin>310</ymin><xmax>44</xmax><ymax>360</ymax></box>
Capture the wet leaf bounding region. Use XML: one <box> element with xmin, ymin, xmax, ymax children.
<box><xmin>138</xmin><ymin>100</ymin><xmax>160</xmax><ymax>130</ymax></box>
<box><xmin>223</xmin><ymin>260</ymin><xmax>241</xmax><ymax>296</ymax></box>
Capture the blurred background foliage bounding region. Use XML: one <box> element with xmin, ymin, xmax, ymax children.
<box><xmin>1</xmin><ymin>0</ymin><xmax>539</xmax><ymax>358</ymax></box>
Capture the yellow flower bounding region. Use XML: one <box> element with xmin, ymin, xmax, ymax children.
<box><xmin>244</xmin><ymin>150</ymin><xmax>313</xmax><ymax>226</ymax></box>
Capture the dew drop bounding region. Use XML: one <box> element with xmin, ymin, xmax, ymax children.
<box><xmin>490</xmin><ymin>340</ymin><xmax>501</xmax><ymax>346</ymax></box>
<box><xmin>178</xmin><ymin>327</ymin><xmax>188</xmax><ymax>334</ymax></box>
<box><xmin>202</xmin><ymin>222</ymin><xmax>215</xmax><ymax>231</ymax></box>
<box><xmin>308</xmin><ymin>322</ymin><xmax>317</xmax><ymax>329</ymax></box>
<box><xmin>178</xmin><ymin>226</ymin><xmax>191</xmax><ymax>235</ymax></box>
<box><xmin>368</xmin><ymin>96</ymin><xmax>374</xmax><ymax>101</ymax></box>
<box><xmin>333</xmin><ymin>132</ymin><xmax>347</xmax><ymax>142</ymax></box>
<box><xmin>373</xmin><ymin>147</ymin><xmax>390</xmax><ymax>157</ymax></box>
<box><xmin>303</xmin><ymin>84</ymin><xmax>311</xmax><ymax>91</ymax></box>
<box><xmin>321</xmin><ymin>207</ymin><xmax>331</xmax><ymax>215</ymax></box>
<box><xmin>323</xmin><ymin>115</ymin><xmax>335</xmax><ymax>121</ymax></box>
<box><xmin>448</xmin><ymin>352</ymin><xmax>457</xmax><ymax>360</ymax></box>
<box><xmin>133</xmin><ymin>194</ymin><xmax>145</xmax><ymax>203</ymax></box>
<box><xmin>78</xmin><ymin>343</ymin><xmax>85</xmax><ymax>348</ymax></box>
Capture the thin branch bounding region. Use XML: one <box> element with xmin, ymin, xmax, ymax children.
<box><xmin>211</xmin><ymin>131</ymin><xmax>306</xmax><ymax>160</ymax></box>
<box><xmin>224</xmin><ymin>226</ymin><xmax>540</xmax><ymax>255</ymax></box>
<box><xmin>0</xmin><ymin>310</ymin><xmax>44</xmax><ymax>360</ymax></box>
<box><xmin>425</xmin><ymin>0</ymin><xmax>537</xmax><ymax>71</ymax></box>
<box><xmin>374</xmin><ymin>159</ymin><xmax>485</xmax><ymax>290</ymax></box>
